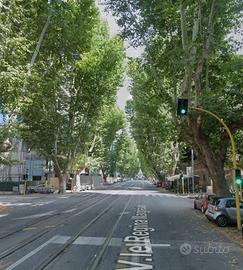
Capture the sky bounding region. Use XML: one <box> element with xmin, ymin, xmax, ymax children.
<box><xmin>96</xmin><ymin>1</ymin><xmax>143</xmax><ymax>111</ymax></box>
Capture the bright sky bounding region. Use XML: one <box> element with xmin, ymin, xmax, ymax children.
<box><xmin>96</xmin><ymin>1</ymin><xmax>143</xmax><ymax>111</ymax></box>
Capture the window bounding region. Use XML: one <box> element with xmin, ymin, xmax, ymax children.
<box><xmin>226</xmin><ymin>200</ymin><xmax>236</xmax><ymax>208</ymax></box>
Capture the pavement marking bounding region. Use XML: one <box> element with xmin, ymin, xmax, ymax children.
<box><xmin>117</xmin><ymin>260</ymin><xmax>153</xmax><ymax>270</ymax></box>
<box><xmin>73</xmin><ymin>236</ymin><xmax>105</xmax><ymax>246</ymax></box>
<box><xmin>116</xmin><ymin>205</ymin><xmax>154</xmax><ymax>270</ymax></box>
<box><xmin>31</xmin><ymin>200</ymin><xmax>56</xmax><ymax>206</ymax></box>
<box><xmin>0</xmin><ymin>214</ymin><xmax>8</xmax><ymax>218</ymax></box>
<box><xmin>22</xmin><ymin>227</ymin><xmax>37</xmax><ymax>231</ymax></box>
<box><xmin>119</xmin><ymin>211</ymin><xmax>130</xmax><ymax>215</ymax></box>
<box><xmin>62</xmin><ymin>208</ymin><xmax>77</xmax><ymax>213</ymax></box>
<box><xmin>151</xmin><ymin>244</ymin><xmax>171</xmax><ymax>247</ymax></box>
<box><xmin>110</xmin><ymin>238</ymin><xmax>123</xmax><ymax>247</ymax></box>
<box><xmin>51</xmin><ymin>235</ymin><xmax>71</xmax><ymax>244</ymax></box>
<box><xmin>72</xmin><ymin>236</ymin><xmax>123</xmax><ymax>247</ymax></box>
<box><xmin>45</xmin><ymin>225</ymin><xmax>57</xmax><ymax>228</ymax></box>
<box><xmin>1</xmin><ymin>203</ymin><xmax>32</xmax><ymax>207</ymax></box>
<box><xmin>4</xmin><ymin>235</ymin><xmax>58</xmax><ymax>270</ymax></box>
<box><xmin>13</xmin><ymin>211</ymin><xmax>55</xmax><ymax>220</ymax></box>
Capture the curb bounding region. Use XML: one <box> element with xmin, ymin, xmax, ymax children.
<box><xmin>0</xmin><ymin>204</ymin><xmax>8</xmax><ymax>214</ymax></box>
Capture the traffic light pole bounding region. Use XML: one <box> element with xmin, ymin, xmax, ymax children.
<box><xmin>190</xmin><ymin>106</ymin><xmax>242</xmax><ymax>231</ymax></box>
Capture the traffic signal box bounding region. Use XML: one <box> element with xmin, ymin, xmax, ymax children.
<box><xmin>235</xmin><ymin>169</ymin><xmax>242</xmax><ymax>186</ymax></box>
<box><xmin>176</xmin><ymin>98</ymin><xmax>188</xmax><ymax>116</ymax></box>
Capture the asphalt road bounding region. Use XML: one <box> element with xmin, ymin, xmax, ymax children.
<box><xmin>0</xmin><ymin>180</ymin><xmax>242</xmax><ymax>270</ymax></box>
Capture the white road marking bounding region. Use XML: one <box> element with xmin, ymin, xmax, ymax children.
<box><xmin>151</xmin><ymin>244</ymin><xmax>171</xmax><ymax>247</ymax></box>
<box><xmin>119</xmin><ymin>211</ymin><xmax>130</xmax><ymax>215</ymax></box>
<box><xmin>73</xmin><ymin>236</ymin><xmax>122</xmax><ymax>247</ymax></box>
<box><xmin>120</xmin><ymin>253</ymin><xmax>151</xmax><ymax>257</ymax></box>
<box><xmin>0</xmin><ymin>214</ymin><xmax>8</xmax><ymax>218</ymax></box>
<box><xmin>117</xmin><ymin>260</ymin><xmax>153</xmax><ymax>270</ymax></box>
<box><xmin>5</xmin><ymin>236</ymin><xmax>58</xmax><ymax>270</ymax></box>
<box><xmin>62</xmin><ymin>208</ymin><xmax>77</xmax><ymax>213</ymax></box>
<box><xmin>73</xmin><ymin>237</ymin><xmax>105</xmax><ymax>245</ymax></box>
<box><xmin>51</xmin><ymin>235</ymin><xmax>71</xmax><ymax>244</ymax></box>
<box><xmin>32</xmin><ymin>200</ymin><xmax>56</xmax><ymax>206</ymax></box>
<box><xmin>110</xmin><ymin>238</ymin><xmax>123</xmax><ymax>247</ymax></box>
<box><xmin>1</xmin><ymin>203</ymin><xmax>32</xmax><ymax>206</ymax></box>
<box><xmin>13</xmin><ymin>211</ymin><xmax>55</xmax><ymax>220</ymax></box>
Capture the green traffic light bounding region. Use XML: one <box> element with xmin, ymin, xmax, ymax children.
<box><xmin>181</xmin><ymin>109</ymin><xmax>186</xmax><ymax>114</ymax></box>
<box><xmin>176</xmin><ymin>98</ymin><xmax>188</xmax><ymax>116</ymax></box>
<box><xmin>236</xmin><ymin>179</ymin><xmax>242</xmax><ymax>185</ymax></box>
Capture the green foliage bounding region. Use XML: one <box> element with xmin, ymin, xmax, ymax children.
<box><xmin>0</xmin><ymin>1</ymin><xmax>125</xmax><ymax>187</ymax></box>
<box><xmin>126</xmin><ymin>60</ymin><xmax>178</xmax><ymax>178</ymax></box>
<box><xmin>105</xmin><ymin>131</ymin><xmax>139</xmax><ymax>178</ymax></box>
<box><xmin>116</xmin><ymin>134</ymin><xmax>140</xmax><ymax>178</ymax></box>
<box><xmin>106</xmin><ymin>0</ymin><xmax>243</xmax><ymax>193</ymax></box>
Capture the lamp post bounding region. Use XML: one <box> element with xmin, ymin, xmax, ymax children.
<box><xmin>88</xmin><ymin>151</ymin><xmax>93</xmax><ymax>189</ymax></box>
<box><xmin>191</xmin><ymin>149</ymin><xmax>195</xmax><ymax>194</ymax></box>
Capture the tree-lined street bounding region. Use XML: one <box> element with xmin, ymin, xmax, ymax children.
<box><xmin>1</xmin><ymin>1</ymin><xmax>243</xmax><ymax>269</ymax></box>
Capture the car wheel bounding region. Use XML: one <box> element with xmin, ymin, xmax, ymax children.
<box><xmin>216</xmin><ymin>215</ymin><xmax>228</xmax><ymax>227</ymax></box>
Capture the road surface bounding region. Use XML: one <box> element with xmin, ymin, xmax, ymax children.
<box><xmin>0</xmin><ymin>180</ymin><xmax>242</xmax><ymax>270</ymax></box>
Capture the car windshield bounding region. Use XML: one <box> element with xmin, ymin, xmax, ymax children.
<box><xmin>208</xmin><ymin>194</ymin><xmax>215</xmax><ymax>200</ymax></box>
<box><xmin>209</xmin><ymin>197</ymin><xmax>222</xmax><ymax>205</ymax></box>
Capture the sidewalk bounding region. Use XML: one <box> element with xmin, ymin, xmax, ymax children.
<box><xmin>0</xmin><ymin>191</ymin><xmax>17</xmax><ymax>195</ymax></box>
<box><xmin>159</xmin><ymin>188</ymin><xmax>199</xmax><ymax>199</ymax></box>
<box><xmin>0</xmin><ymin>203</ymin><xmax>8</xmax><ymax>216</ymax></box>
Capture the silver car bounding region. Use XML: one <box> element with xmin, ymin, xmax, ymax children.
<box><xmin>206</xmin><ymin>197</ymin><xmax>243</xmax><ymax>227</ymax></box>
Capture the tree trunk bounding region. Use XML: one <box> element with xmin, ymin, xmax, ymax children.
<box><xmin>188</xmin><ymin>118</ymin><xmax>230</xmax><ymax>196</ymax></box>
<box><xmin>54</xmin><ymin>166</ymin><xmax>67</xmax><ymax>194</ymax></box>
<box><xmin>207</xmin><ymin>159</ymin><xmax>230</xmax><ymax>196</ymax></box>
<box><xmin>100</xmin><ymin>164</ymin><xmax>107</xmax><ymax>183</ymax></box>
<box><xmin>52</xmin><ymin>155</ymin><xmax>67</xmax><ymax>194</ymax></box>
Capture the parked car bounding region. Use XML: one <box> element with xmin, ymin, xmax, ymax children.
<box><xmin>206</xmin><ymin>197</ymin><xmax>243</xmax><ymax>227</ymax></box>
<box><xmin>194</xmin><ymin>193</ymin><xmax>215</xmax><ymax>213</ymax></box>
<box><xmin>156</xmin><ymin>181</ymin><xmax>162</xmax><ymax>188</ymax></box>
<box><xmin>28</xmin><ymin>185</ymin><xmax>56</xmax><ymax>194</ymax></box>
<box><xmin>85</xmin><ymin>184</ymin><xmax>94</xmax><ymax>190</ymax></box>
<box><xmin>80</xmin><ymin>184</ymin><xmax>86</xmax><ymax>191</ymax></box>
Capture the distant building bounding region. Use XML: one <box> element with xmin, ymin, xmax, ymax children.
<box><xmin>0</xmin><ymin>139</ymin><xmax>46</xmax><ymax>182</ymax></box>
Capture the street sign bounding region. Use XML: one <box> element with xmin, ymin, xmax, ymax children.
<box><xmin>186</xmin><ymin>166</ymin><xmax>192</xmax><ymax>176</ymax></box>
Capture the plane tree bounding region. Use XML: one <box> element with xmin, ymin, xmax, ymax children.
<box><xmin>16</xmin><ymin>2</ymin><xmax>125</xmax><ymax>192</ymax></box>
<box><xmin>105</xmin><ymin>0</ymin><xmax>243</xmax><ymax>195</ymax></box>
<box><xmin>92</xmin><ymin>105</ymin><xmax>125</xmax><ymax>181</ymax></box>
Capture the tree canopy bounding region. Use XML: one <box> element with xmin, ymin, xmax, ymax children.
<box><xmin>106</xmin><ymin>0</ymin><xmax>243</xmax><ymax>195</ymax></box>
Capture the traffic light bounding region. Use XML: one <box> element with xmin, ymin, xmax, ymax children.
<box><xmin>235</xmin><ymin>169</ymin><xmax>242</xmax><ymax>185</ymax></box>
<box><xmin>176</xmin><ymin>98</ymin><xmax>188</xmax><ymax>116</ymax></box>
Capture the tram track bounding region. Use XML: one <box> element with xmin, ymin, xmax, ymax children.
<box><xmin>0</xmin><ymin>193</ymin><xmax>97</xmax><ymax>240</ymax></box>
<box><xmin>0</xmin><ymin>192</ymin><xmax>117</xmax><ymax>262</ymax></box>
<box><xmin>30</xmin><ymin>195</ymin><xmax>123</xmax><ymax>270</ymax></box>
